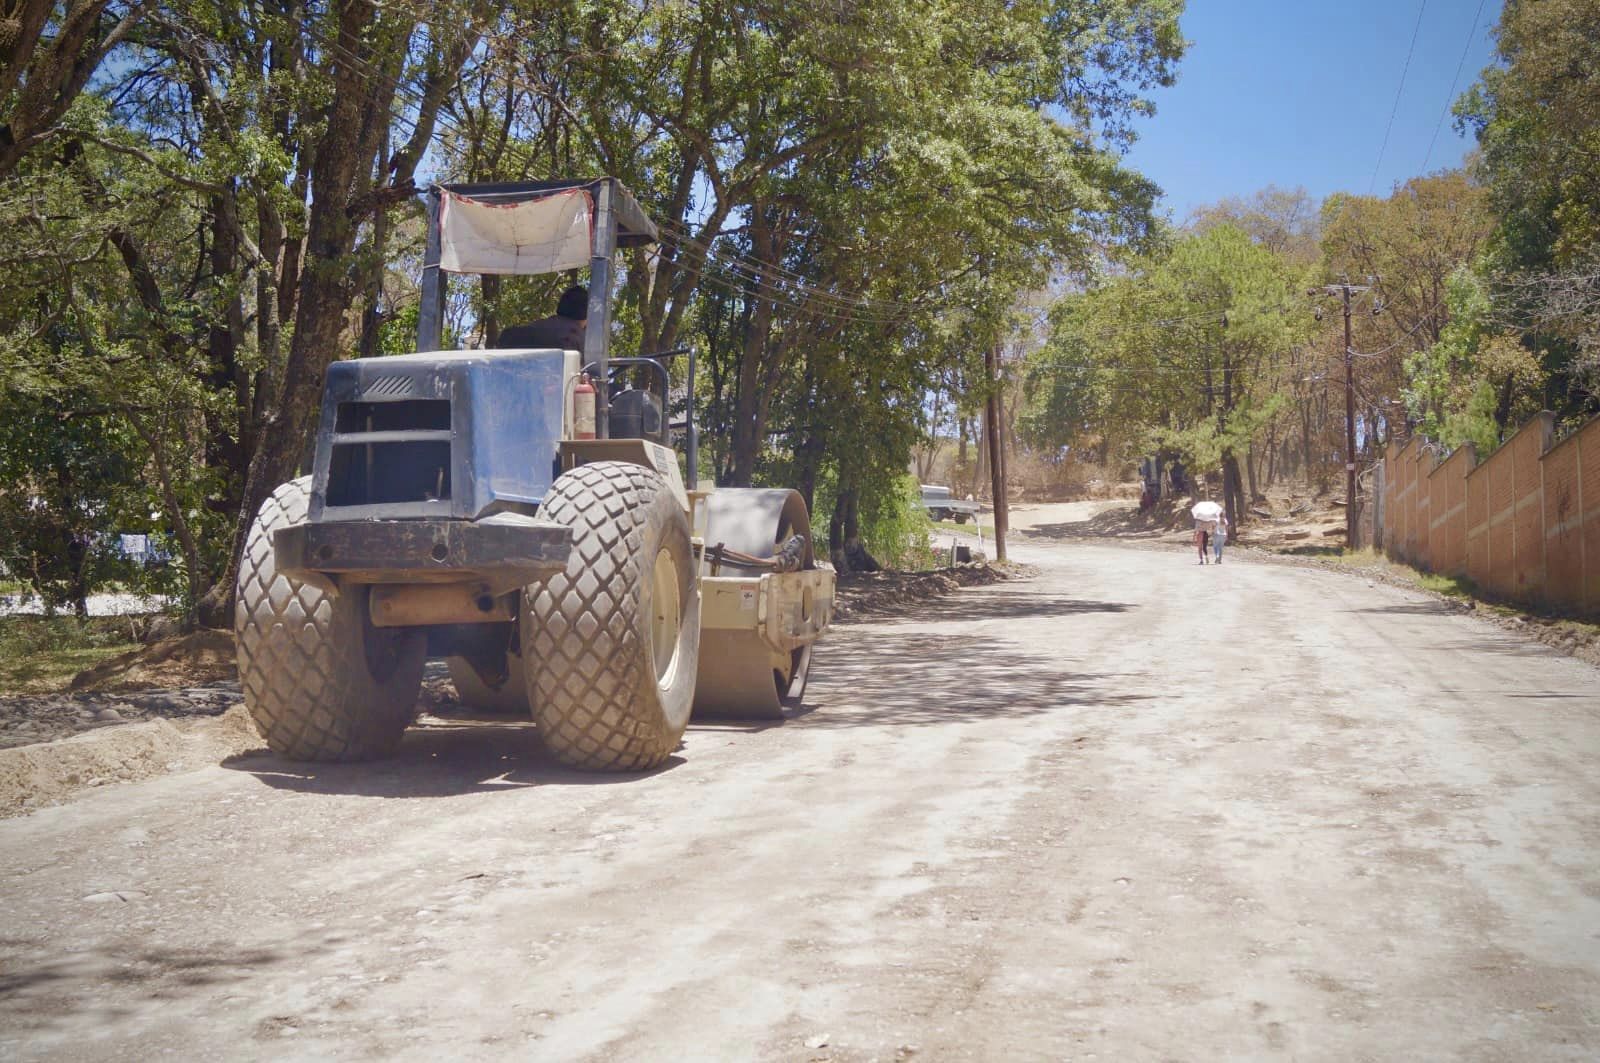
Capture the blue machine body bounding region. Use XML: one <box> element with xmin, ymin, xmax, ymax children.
<box><xmin>306</xmin><ymin>348</ymin><xmax>568</xmax><ymax>524</ymax></box>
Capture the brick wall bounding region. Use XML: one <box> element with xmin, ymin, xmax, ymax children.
<box><xmin>1379</xmin><ymin>411</ymin><xmax>1600</xmax><ymax>616</ymax></box>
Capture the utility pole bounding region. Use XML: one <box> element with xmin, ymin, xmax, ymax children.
<box><xmin>1313</xmin><ymin>281</ymin><xmax>1371</xmax><ymax>550</ymax></box>
<box><xmin>984</xmin><ymin>340</ymin><xmax>1008</xmax><ymax>562</ymax></box>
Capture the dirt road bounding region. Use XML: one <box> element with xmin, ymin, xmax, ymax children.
<box><xmin>4</xmin><ymin>538</ymin><xmax>1599</xmax><ymax>1060</ymax></box>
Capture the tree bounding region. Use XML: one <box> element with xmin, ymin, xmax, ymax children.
<box><xmin>1459</xmin><ymin>0</ymin><xmax>1600</xmax><ymax>272</ymax></box>
<box><xmin>0</xmin><ymin>390</ymin><xmax>143</xmax><ymax>616</ymax></box>
<box><xmin>1405</xmin><ymin>267</ymin><xmax>1545</xmax><ymax>451</ymax></box>
<box><xmin>1190</xmin><ymin>185</ymin><xmax>1321</xmax><ymax>264</ymax></box>
<box><xmin>0</xmin><ymin>0</ymin><xmax>486</xmax><ymax>621</ymax></box>
<box><xmin>1456</xmin><ymin>0</ymin><xmax>1600</xmax><ymax>421</ymax></box>
<box><xmin>0</xmin><ymin>0</ymin><xmax>1190</xmax><ymax>606</ymax></box>
<box><xmin>1030</xmin><ymin>225</ymin><xmax>1309</xmax><ymax>527</ymax></box>
<box><xmin>0</xmin><ymin>0</ymin><xmax>146</xmax><ymax>177</ymax></box>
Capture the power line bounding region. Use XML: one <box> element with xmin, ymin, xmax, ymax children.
<box><xmin>651</xmin><ymin>216</ymin><xmax>935</xmax><ymax>318</ymax></box>
<box><xmin>1420</xmin><ymin>0</ymin><xmax>1490</xmax><ymax>174</ymax></box>
<box><xmin>651</xmin><ymin>225</ymin><xmax>924</xmax><ymax>323</ymax></box>
<box><xmin>641</xmin><ymin>247</ymin><xmax>917</xmax><ymax>330</ymax></box>
<box><xmin>1369</xmin><ymin>0</ymin><xmax>1429</xmax><ymax>196</ymax></box>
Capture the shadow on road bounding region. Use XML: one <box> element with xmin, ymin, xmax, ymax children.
<box><xmin>870</xmin><ymin>589</ymin><xmax>1135</xmax><ymax>625</ymax></box>
<box><xmin>227</xmin><ymin>721</ymin><xmax>683</xmax><ymax>798</ymax></box>
<box><xmin>0</xmin><ymin>937</ymin><xmax>291</xmax><ymax>1034</ymax></box>
<box><xmin>1347</xmin><ymin>601</ymin><xmax>1465</xmax><ymax>616</ymax></box>
<box><xmin>1423</xmin><ymin>637</ymin><xmax>1562</xmax><ymax>658</ymax></box>
<box><xmin>226</xmin><ymin>584</ymin><xmax>1144</xmax><ymax>786</ymax></box>
<box><xmin>803</xmin><ymin>629</ymin><xmax>1151</xmax><ymax>728</ymax></box>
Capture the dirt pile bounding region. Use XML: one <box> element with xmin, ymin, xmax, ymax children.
<box><xmin>1013</xmin><ymin>500</ymin><xmax>1168</xmax><ymax>541</ymax></box>
<box><xmin>833</xmin><ymin>563</ymin><xmax>1011</xmax><ymax>621</ymax></box>
<box><xmin>1012</xmin><ymin>479</ymin><xmax>1142</xmax><ymax>503</ymax></box>
<box><xmin>0</xmin><ymin>680</ymin><xmax>244</xmax><ymax>751</ymax></box>
<box><xmin>69</xmin><ymin>629</ymin><xmax>237</xmax><ymax>692</ymax></box>
<box><xmin>0</xmin><ymin>704</ymin><xmax>262</xmax><ymax>817</ymax></box>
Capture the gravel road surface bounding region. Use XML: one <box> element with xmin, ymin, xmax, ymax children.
<box><xmin>3</xmin><ymin>537</ymin><xmax>1598</xmax><ymax>1060</ymax></box>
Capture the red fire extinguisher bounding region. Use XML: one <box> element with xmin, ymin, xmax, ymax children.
<box><xmin>574</xmin><ymin>372</ymin><xmax>597</xmax><ymax>440</ymax></box>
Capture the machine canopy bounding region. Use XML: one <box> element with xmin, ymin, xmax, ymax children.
<box><xmin>434</xmin><ymin>179</ymin><xmax>660</xmax><ymax>277</ymax></box>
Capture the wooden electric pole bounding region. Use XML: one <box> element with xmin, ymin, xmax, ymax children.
<box><xmin>984</xmin><ymin>340</ymin><xmax>1008</xmax><ymax>562</ymax></box>
<box><xmin>1314</xmin><ymin>281</ymin><xmax>1370</xmax><ymax>550</ymax></box>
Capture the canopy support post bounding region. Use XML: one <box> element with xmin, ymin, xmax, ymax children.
<box><xmin>417</xmin><ymin>187</ymin><xmax>446</xmax><ymax>352</ymax></box>
<box><xmin>583</xmin><ymin>180</ymin><xmax>618</xmax><ymax>439</ymax></box>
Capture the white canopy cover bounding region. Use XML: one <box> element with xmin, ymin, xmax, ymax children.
<box><xmin>438</xmin><ymin>187</ymin><xmax>593</xmax><ymax>275</ymax></box>
<box><xmin>1191</xmin><ymin>500</ymin><xmax>1224</xmax><ymax>522</ymax></box>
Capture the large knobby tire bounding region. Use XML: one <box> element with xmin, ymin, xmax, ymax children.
<box><xmin>522</xmin><ymin>461</ymin><xmax>700</xmax><ymax>771</ymax></box>
<box><xmin>235</xmin><ymin>478</ymin><xmax>426</xmax><ymax>761</ymax></box>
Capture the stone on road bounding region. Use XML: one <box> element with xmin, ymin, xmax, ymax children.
<box><xmin>1</xmin><ymin>541</ymin><xmax>1597</xmax><ymax>1060</ymax></box>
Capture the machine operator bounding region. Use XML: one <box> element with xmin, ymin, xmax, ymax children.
<box><xmin>497</xmin><ymin>284</ymin><xmax>587</xmax><ymax>349</ymax></box>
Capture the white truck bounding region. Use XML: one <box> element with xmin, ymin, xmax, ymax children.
<box><xmin>919</xmin><ymin>484</ymin><xmax>981</xmax><ymax>524</ymax></box>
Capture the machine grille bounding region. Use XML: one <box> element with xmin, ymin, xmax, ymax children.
<box><xmin>363</xmin><ymin>375</ymin><xmax>415</xmax><ymax>398</ymax></box>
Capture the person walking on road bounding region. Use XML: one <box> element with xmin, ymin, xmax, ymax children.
<box><xmin>1191</xmin><ymin>500</ymin><xmax>1222</xmax><ymax>566</ymax></box>
<box><xmin>1212</xmin><ymin>511</ymin><xmax>1228</xmax><ymax>564</ymax></box>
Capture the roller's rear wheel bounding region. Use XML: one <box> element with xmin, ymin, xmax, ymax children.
<box><xmin>521</xmin><ymin>462</ymin><xmax>699</xmax><ymax>771</ymax></box>
<box><xmin>235</xmin><ymin>478</ymin><xmax>426</xmax><ymax>761</ymax></box>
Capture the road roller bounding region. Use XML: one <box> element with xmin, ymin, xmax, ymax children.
<box><xmin>234</xmin><ymin>178</ymin><xmax>834</xmax><ymax>771</ymax></box>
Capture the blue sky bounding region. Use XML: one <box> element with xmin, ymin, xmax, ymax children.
<box><xmin>1122</xmin><ymin>0</ymin><xmax>1504</xmax><ymax>220</ymax></box>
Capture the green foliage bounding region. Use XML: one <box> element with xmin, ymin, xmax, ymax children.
<box><xmin>0</xmin><ymin>617</ymin><xmax>140</xmax><ymax>695</ymax></box>
<box><xmin>0</xmin><ymin>391</ymin><xmax>139</xmax><ymax>615</ymax></box>
<box><xmin>0</xmin><ymin>0</ymin><xmax>1189</xmax><ymax>594</ymax></box>
<box><xmin>1458</xmin><ymin>0</ymin><xmax>1600</xmax><ymax>271</ymax></box>
<box><xmin>1454</xmin><ymin>0</ymin><xmax>1600</xmax><ymax>420</ymax></box>
<box><xmin>860</xmin><ymin>475</ymin><xmax>938</xmax><ymax>572</ymax></box>
<box><xmin>378</xmin><ymin>304</ymin><xmax>422</xmax><ymax>356</ymax></box>
<box><xmin>1404</xmin><ymin>266</ymin><xmax>1545</xmax><ymax>451</ymax></box>
<box><xmin>1029</xmin><ymin>225</ymin><xmax>1308</xmax><ymax>474</ymax></box>
<box><xmin>813</xmin><ymin>468</ymin><xmax>936</xmax><ymax>571</ymax></box>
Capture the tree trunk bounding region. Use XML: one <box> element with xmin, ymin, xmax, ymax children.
<box><xmin>1223</xmin><ymin>453</ymin><xmax>1245</xmax><ymax>531</ymax></box>
<box><xmin>357</xmin><ymin>164</ymin><xmax>392</xmax><ymax>359</ymax></box>
<box><xmin>206</xmin><ymin>186</ymin><xmax>248</xmax><ymax>523</ymax></box>
<box><xmin>479</xmin><ymin>274</ymin><xmax>501</xmax><ymax>349</ymax></box>
<box><xmin>728</xmin><ymin>214</ymin><xmax>779</xmax><ymax>486</ymax></box>
<box><xmin>829</xmin><ymin>487</ymin><xmax>857</xmax><ymax>570</ymax></box>
<box><xmin>728</xmin><ymin>297</ymin><xmax>772</xmax><ymax>486</ymax></box>
<box><xmin>985</xmin><ymin>341</ymin><xmax>1008</xmax><ymax>562</ymax></box>
<box><xmin>794</xmin><ymin>354</ymin><xmax>822</xmax><ymax>512</ymax></box>
<box><xmin>199</xmin><ymin>0</ymin><xmax>404</xmax><ymax>625</ymax></box>
<box><xmin>1300</xmin><ymin>402</ymin><xmax>1313</xmax><ymax>484</ymax></box>
<box><xmin>974</xmin><ymin>408</ymin><xmax>989</xmax><ymax>499</ymax></box>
